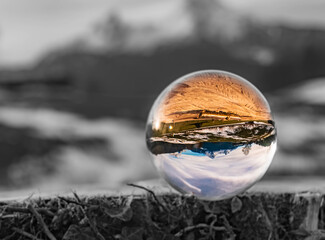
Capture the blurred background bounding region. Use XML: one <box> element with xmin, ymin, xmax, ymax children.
<box><xmin>0</xmin><ymin>0</ymin><xmax>325</xmax><ymax>196</ymax></box>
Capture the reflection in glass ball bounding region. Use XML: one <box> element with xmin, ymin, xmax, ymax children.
<box><xmin>146</xmin><ymin>70</ymin><xmax>276</xmax><ymax>200</ymax></box>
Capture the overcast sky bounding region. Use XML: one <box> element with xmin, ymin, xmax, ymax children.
<box><xmin>0</xmin><ymin>0</ymin><xmax>325</xmax><ymax>68</ymax></box>
<box><xmin>0</xmin><ymin>0</ymin><xmax>114</xmax><ymax>67</ymax></box>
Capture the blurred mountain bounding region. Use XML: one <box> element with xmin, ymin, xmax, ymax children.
<box><xmin>0</xmin><ymin>107</ymin><xmax>156</xmax><ymax>191</ymax></box>
<box><xmin>0</xmin><ymin>77</ymin><xmax>323</xmax><ymax>192</ymax></box>
<box><xmin>268</xmin><ymin>77</ymin><xmax>325</xmax><ymax>176</ymax></box>
<box><xmin>0</xmin><ymin>0</ymin><xmax>325</xmax><ymax>123</ymax></box>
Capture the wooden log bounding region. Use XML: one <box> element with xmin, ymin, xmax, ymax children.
<box><xmin>0</xmin><ymin>180</ymin><xmax>325</xmax><ymax>240</ymax></box>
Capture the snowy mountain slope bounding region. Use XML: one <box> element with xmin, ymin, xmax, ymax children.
<box><xmin>268</xmin><ymin>77</ymin><xmax>325</xmax><ymax>175</ymax></box>
<box><xmin>0</xmin><ymin>107</ymin><xmax>157</xmax><ymax>193</ymax></box>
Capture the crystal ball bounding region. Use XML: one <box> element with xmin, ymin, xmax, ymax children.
<box><xmin>146</xmin><ymin>70</ymin><xmax>276</xmax><ymax>200</ymax></box>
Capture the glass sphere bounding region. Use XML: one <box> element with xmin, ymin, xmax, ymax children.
<box><xmin>146</xmin><ymin>70</ymin><xmax>276</xmax><ymax>200</ymax></box>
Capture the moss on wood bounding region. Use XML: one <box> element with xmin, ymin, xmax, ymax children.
<box><xmin>0</xmin><ymin>188</ymin><xmax>324</xmax><ymax>240</ymax></box>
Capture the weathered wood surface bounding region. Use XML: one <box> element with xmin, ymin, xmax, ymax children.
<box><xmin>1</xmin><ymin>179</ymin><xmax>325</xmax><ymax>240</ymax></box>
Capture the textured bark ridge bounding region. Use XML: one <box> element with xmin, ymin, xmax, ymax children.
<box><xmin>0</xmin><ymin>188</ymin><xmax>324</xmax><ymax>240</ymax></box>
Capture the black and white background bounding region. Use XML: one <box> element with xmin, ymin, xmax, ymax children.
<box><xmin>0</xmin><ymin>0</ymin><xmax>324</xmax><ymax>198</ymax></box>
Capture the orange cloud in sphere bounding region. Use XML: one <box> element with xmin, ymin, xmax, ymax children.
<box><xmin>153</xmin><ymin>71</ymin><xmax>272</xmax><ymax>129</ymax></box>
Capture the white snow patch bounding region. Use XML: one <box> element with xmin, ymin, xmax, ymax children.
<box><xmin>292</xmin><ymin>78</ymin><xmax>325</xmax><ymax>104</ymax></box>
